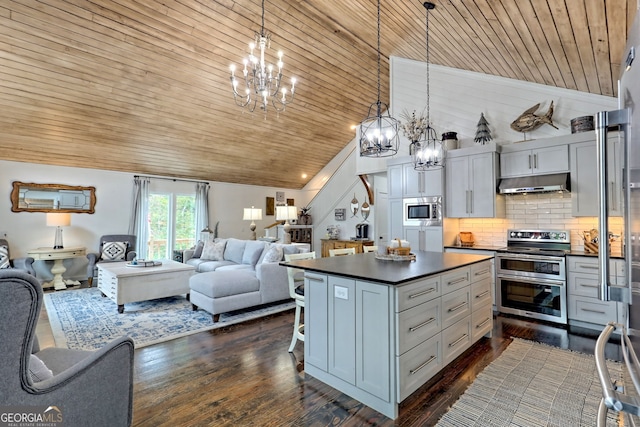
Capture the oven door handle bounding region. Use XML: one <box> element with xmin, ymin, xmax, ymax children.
<box><xmin>497</xmin><ymin>275</ymin><xmax>565</xmax><ymax>286</ymax></box>
<box><xmin>496</xmin><ymin>253</ymin><xmax>564</xmax><ymax>262</ymax></box>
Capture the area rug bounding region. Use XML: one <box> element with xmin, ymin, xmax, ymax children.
<box><xmin>436</xmin><ymin>338</ymin><xmax>623</xmax><ymax>427</ymax></box>
<box><xmin>43</xmin><ymin>287</ymin><xmax>295</xmax><ymax>350</ymax></box>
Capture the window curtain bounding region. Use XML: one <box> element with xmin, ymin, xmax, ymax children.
<box><xmin>195</xmin><ymin>182</ymin><xmax>210</xmax><ymax>241</ymax></box>
<box><xmin>128</xmin><ymin>176</ymin><xmax>150</xmax><ymax>258</ymax></box>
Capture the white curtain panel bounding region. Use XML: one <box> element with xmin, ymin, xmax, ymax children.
<box><xmin>195</xmin><ymin>182</ymin><xmax>210</xmax><ymax>241</ymax></box>
<box><xmin>128</xmin><ymin>176</ymin><xmax>150</xmax><ymax>258</ymax></box>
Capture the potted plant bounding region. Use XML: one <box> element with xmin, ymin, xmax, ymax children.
<box><xmin>298</xmin><ymin>206</ymin><xmax>312</xmax><ymax>225</ymax></box>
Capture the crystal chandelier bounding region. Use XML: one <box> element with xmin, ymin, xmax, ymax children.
<box><xmin>229</xmin><ymin>0</ymin><xmax>296</xmax><ymax>114</ymax></box>
<box><xmin>359</xmin><ymin>0</ymin><xmax>400</xmax><ymax>157</ymax></box>
<box><xmin>412</xmin><ymin>2</ymin><xmax>445</xmax><ymax>171</ymax></box>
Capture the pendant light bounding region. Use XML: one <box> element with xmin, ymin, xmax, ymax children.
<box><xmin>359</xmin><ymin>0</ymin><xmax>400</xmax><ymax>158</ymax></box>
<box><xmin>412</xmin><ymin>2</ymin><xmax>445</xmax><ymax>170</ymax></box>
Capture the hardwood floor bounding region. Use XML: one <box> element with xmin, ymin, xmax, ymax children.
<box><xmin>37</xmin><ymin>304</ymin><xmax>622</xmax><ymax>426</ymax></box>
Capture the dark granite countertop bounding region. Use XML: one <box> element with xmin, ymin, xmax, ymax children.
<box><xmin>281</xmin><ymin>251</ymin><xmax>492</xmax><ymax>285</ymax></box>
<box><xmin>444</xmin><ymin>245</ymin><xmax>505</xmax><ymax>252</ymax></box>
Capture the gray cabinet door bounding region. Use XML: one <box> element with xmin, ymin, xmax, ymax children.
<box><xmin>501</xmin><ymin>145</ymin><xmax>568</xmax><ymax>177</ymax></box>
<box><xmin>328</xmin><ymin>276</ymin><xmax>356</xmax><ymax>384</ymax></box>
<box><xmin>445</xmin><ymin>155</ymin><xmax>469</xmax><ymax>217</ymax></box>
<box><xmin>355</xmin><ymin>280</ymin><xmax>391</xmax><ymax>401</ymax></box>
<box><xmin>469</xmin><ymin>153</ymin><xmax>497</xmax><ymax>217</ymax></box>
<box><xmin>388</xmin><ymin>164</ymin><xmax>403</xmax><ymax>199</ymax></box>
<box><xmin>305</xmin><ymin>273</ymin><xmax>328</xmax><ymax>371</ymax></box>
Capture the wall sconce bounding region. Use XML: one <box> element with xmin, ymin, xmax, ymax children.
<box><xmin>276</xmin><ymin>205</ymin><xmax>297</xmax><ymax>244</ymax></box>
<box><xmin>243</xmin><ymin>206</ymin><xmax>263</xmax><ymax>240</ymax></box>
<box><xmin>46</xmin><ymin>212</ymin><xmax>71</xmax><ymax>249</ymax></box>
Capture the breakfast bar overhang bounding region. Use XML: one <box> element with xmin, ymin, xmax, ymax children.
<box><xmin>282</xmin><ymin>251</ymin><xmax>494</xmax><ymax>419</ymax></box>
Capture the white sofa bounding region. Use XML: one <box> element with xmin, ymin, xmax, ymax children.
<box><xmin>184</xmin><ymin>238</ymin><xmax>304</xmax><ymax>322</ymax></box>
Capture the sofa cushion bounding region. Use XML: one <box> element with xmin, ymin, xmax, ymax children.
<box><xmin>242</xmin><ymin>240</ymin><xmax>266</xmax><ymax>266</ymax></box>
<box><xmin>0</xmin><ymin>245</ymin><xmax>9</xmax><ymax>269</ymax></box>
<box><xmin>224</xmin><ymin>238</ymin><xmax>246</xmax><ymax>264</ymax></box>
<box><xmin>190</xmin><ymin>270</ymin><xmax>260</xmax><ymax>298</ymax></box>
<box><xmin>29</xmin><ymin>354</ymin><xmax>53</xmax><ymax>382</ymax></box>
<box><xmin>201</xmin><ymin>239</ymin><xmax>226</xmax><ymax>261</ymax></box>
<box><xmin>192</xmin><ymin>240</ymin><xmax>205</xmax><ymax>258</ymax></box>
<box><xmin>196</xmin><ymin>260</ymin><xmax>235</xmax><ymax>272</ymax></box>
<box><xmin>101</xmin><ymin>241</ymin><xmax>128</xmax><ymax>261</ymax></box>
<box><xmin>216</xmin><ymin>264</ymin><xmax>254</xmax><ymax>271</ymax></box>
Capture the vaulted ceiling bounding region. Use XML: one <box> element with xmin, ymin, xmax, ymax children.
<box><xmin>0</xmin><ymin>1</ymin><xmax>636</xmax><ymax>188</ymax></box>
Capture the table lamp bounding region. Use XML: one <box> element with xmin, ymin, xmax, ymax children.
<box><xmin>276</xmin><ymin>205</ymin><xmax>297</xmax><ymax>244</ymax></box>
<box><xmin>46</xmin><ymin>212</ymin><xmax>71</xmax><ymax>249</ymax></box>
<box><xmin>243</xmin><ymin>206</ymin><xmax>263</xmax><ymax>240</ymax></box>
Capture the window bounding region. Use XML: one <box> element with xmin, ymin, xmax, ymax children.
<box><xmin>148</xmin><ymin>192</ymin><xmax>196</xmax><ymax>259</ymax></box>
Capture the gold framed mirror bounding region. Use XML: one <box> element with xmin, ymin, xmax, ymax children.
<box><xmin>11</xmin><ymin>181</ymin><xmax>96</xmax><ymax>213</ymax></box>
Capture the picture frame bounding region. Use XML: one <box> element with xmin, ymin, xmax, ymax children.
<box><xmin>266</xmin><ymin>197</ymin><xmax>275</xmax><ymax>216</ymax></box>
<box><xmin>276</xmin><ymin>191</ymin><xmax>285</xmax><ymax>204</ymax></box>
<box><xmin>287</xmin><ymin>198</ymin><xmax>295</xmax><ymax>206</ymax></box>
<box><xmin>335</xmin><ymin>208</ymin><xmax>346</xmax><ymax>221</ymax></box>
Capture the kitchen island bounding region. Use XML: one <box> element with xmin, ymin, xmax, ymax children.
<box><xmin>282</xmin><ymin>251</ymin><xmax>493</xmax><ymax>419</ymax></box>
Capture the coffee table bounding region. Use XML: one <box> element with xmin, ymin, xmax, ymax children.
<box><xmin>97</xmin><ymin>259</ymin><xmax>195</xmax><ymax>313</ymax></box>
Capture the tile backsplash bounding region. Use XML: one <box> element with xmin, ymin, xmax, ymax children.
<box><xmin>458</xmin><ymin>192</ymin><xmax>624</xmax><ymax>255</ymax></box>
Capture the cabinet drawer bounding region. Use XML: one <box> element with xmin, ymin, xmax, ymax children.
<box><xmin>395</xmin><ymin>276</ymin><xmax>441</xmax><ymax>312</ymax></box>
<box><xmin>442</xmin><ymin>316</ymin><xmax>471</xmax><ymax>365</ymax></box>
<box><xmin>567</xmin><ymin>257</ymin><xmax>621</xmax><ymax>277</ymax></box>
<box><xmin>441</xmin><ymin>267</ymin><xmax>470</xmax><ymax>295</ymax></box>
<box><xmin>396</xmin><ymin>298</ymin><xmax>441</xmax><ymax>356</ymax></box>
<box><xmin>397</xmin><ymin>333</ymin><xmax>442</xmax><ymax>402</ymax></box>
<box><xmin>471</xmin><ymin>303</ymin><xmax>493</xmax><ymax>342</ymax></box>
<box><xmin>568</xmin><ymin>296</ymin><xmax>618</xmax><ymax>325</ymax></box>
<box><xmin>442</xmin><ymin>286</ymin><xmax>471</xmax><ymax>329</ymax></box>
<box><xmin>471</xmin><ymin>277</ymin><xmax>492</xmax><ymax>310</ymax></box>
<box><xmin>568</xmin><ymin>272</ymin><xmax>600</xmax><ymax>298</ymax></box>
<box><xmin>471</xmin><ymin>260</ymin><xmax>492</xmax><ymax>282</ymax></box>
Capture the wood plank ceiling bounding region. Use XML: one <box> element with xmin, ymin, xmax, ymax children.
<box><xmin>0</xmin><ymin>0</ymin><xmax>636</xmax><ymax>189</ymax></box>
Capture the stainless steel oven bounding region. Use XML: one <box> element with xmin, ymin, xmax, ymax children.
<box><xmin>403</xmin><ymin>196</ymin><xmax>442</xmax><ymax>227</ymax></box>
<box><xmin>496</xmin><ymin>229</ymin><xmax>569</xmax><ymax>325</ymax></box>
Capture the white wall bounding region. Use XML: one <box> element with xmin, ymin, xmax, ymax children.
<box><xmin>1</xmin><ymin>160</ymin><xmax>313</xmax><ymax>280</ymax></box>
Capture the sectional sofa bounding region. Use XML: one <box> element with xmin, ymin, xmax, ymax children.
<box><xmin>184</xmin><ymin>238</ymin><xmax>304</xmax><ymax>321</ymax></box>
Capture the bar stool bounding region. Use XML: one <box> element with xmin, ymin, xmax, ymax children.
<box><xmin>284</xmin><ymin>251</ymin><xmax>316</xmax><ymax>352</ymax></box>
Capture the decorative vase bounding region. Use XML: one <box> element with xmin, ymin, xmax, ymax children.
<box><xmin>442</xmin><ymin>132</ymin><xmax>458</xmax><ymax>150</ymax></box>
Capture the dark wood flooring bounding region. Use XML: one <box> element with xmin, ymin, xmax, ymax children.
<box><xmin>38</xmin><ymin>302</ymin><xmax>623</xmax><ymax>426</ymax></box>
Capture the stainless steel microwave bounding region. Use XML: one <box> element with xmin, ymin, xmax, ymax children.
<box><xmin>403</xmin><ymin>196</ymin><xmax>442</xmax><ymax>226</ymax></box>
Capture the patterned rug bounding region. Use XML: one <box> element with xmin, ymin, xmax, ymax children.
<box><xmin>436</xmin><ymin>338</ymin><xmax>623</xmax><ymax>427</ymax></box>
<box><xmin>43</xmin><ymin>287</ymin><xmax>295</xmax><ymax>350</ymax></box>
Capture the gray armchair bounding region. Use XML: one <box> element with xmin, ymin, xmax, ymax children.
<box><xmin>0</xmin><ymin>269</ymin><xmax>134</xmax><ymax>426</ymax></box>
<box><xmin>0</xmin><ymin>238</ymin><xmax>35</xmax><ymax>275</ymax></box>
<box><xmin>86</xmin><ymin>234</ymin><xmax>137</xmax><ymax>286</ymax></box>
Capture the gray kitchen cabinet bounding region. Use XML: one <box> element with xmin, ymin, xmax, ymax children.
<box><xmin>403</xmin><ymin>163</ymin><xmax>442</xmax><ymax>198</ymax></box>
<box><xmin>444</xmin><ymin>248</ymin><xmax>496</xmax><ymax>309</ymax></box>
<box><xmin>570</xmin><ymin>137</ymin><xmax>623</xmax><ymax>217</ymax></box>
<box><xmin>500</xmin><ymin>144</ymin><xmax>568</xmax><ymax>177</ymax></box>
<box><xmin>445</xmin><ymin>151</ymin><xmax>504</xmax><ymax>218</ymax></box>
<box><xmin>404</xmin><ymin>227</ymin><xmax>443</xmax><ymax>252</ymax></box>
<box><xmin>566</xmin><ymin>256</ymin><xmax>627</xmax><ymax>328</ymax></box>
<box><xmin>388</xmin><ymin>163</ymin><xmax>403</xmax><ymax>199</ymax></box>
<box><xmin>328</xmin><ymin>276</ymin><xmax>356</xmax><ymax>384</ymax></box>
<box><xmin>304</xmin><ymin>272</ymin><xmax>328</xmax><ymax>371</ymax></box>
<box><xmin>388</xmin><ymin>199</ymin><xmax>404</xmax><ymax>243</ymax></box>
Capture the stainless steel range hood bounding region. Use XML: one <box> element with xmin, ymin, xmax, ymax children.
<box><xmin>498</xmin><ymin>173</ymin><xmax>570</xmax><ymax>194</ymax></box>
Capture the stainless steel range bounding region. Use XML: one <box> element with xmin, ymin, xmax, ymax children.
<box><xmin>496</xmin><ymin>229</ymin><xmax>571</xmax><ymax>324</ymax></box>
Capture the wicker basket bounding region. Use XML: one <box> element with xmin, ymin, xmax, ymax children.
<box><xmin>388</xmin><ymin>238</ymin><xmax>411</xmax><ymax>256</ymax></box>
<box><xmin>459</xmin><ymin>232</ymin><xmax>475</xmax><ymax>247</ymax></box>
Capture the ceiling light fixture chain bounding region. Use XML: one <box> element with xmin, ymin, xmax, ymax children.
<box><xmin>359</xmin><ymin>0</ymin><xmax>400</xmax><ymax>158</ymax></box>
<box><xmin>412</xmin><ymin>1</ymin><xmax>445</xmax><ymax>171</ymax></box>
<box><xmin>229</xmin><ymin>0</ymin><xmax>296</xmax><ymax>115</ymax></box>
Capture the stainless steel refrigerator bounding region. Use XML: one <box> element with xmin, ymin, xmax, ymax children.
<box><xmin>595</xmin><ymin>4</ymin><xmax>640</xmax><ymax>330</ymax></box>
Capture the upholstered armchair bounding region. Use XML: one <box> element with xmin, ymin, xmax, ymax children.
<box><xmin>0</xmin><ymin>269</ymin><xmax>135</xmax><ymax>426</ymax></box>
<box><xmin>86</xmin><ymin>234</ymin><xmax>137</xmax><ymax>286</ymax></box>
<box><xmin>0</xmin><ymin>238</ymin><xmax>35</xmax><ymax>275</ymax></box>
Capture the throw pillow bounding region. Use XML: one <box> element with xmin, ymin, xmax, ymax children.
<box><xmin>242</xmin><ymin>240</ymin><xmax>266</xmax><ymax>266</ymax></box>
<box><xmin>262</xmin><ymin>245</ymin><xmax>283</xmax><ymax>263</ymax></box>
<box><xmin>223</xmin><ymin>238</ymin><xmax>246</xmax><ymax>264</ymax></box>
<box><xmin>29</xmin><ymin>354</ymin><xmax>53</xmax><ymax>382</ymax></box>
<box><xmin>0</xmin><ymin>245</ymin><xmax>9</xmax><ymax>269</ymax></box>
<box><xmin>101</xmin><ymin>241</ymin><xmax>128</xmax><ymax>261</ymax></box>
<box><xmin>192</xmin><ymin>240</ymin><xmax>205</xmax><ymax>258</ymax></box>
<box><xmin>201</xmin><ymin>239</ymin><xmax>226</xmax><ymax>261</ymax></box>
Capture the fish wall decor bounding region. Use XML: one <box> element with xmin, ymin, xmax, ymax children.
<box><xmin>510</xmin><ymin>101</ymin><xmax>558</xmax><ymax>133</ymax></box>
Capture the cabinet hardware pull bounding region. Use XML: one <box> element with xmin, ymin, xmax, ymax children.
<box><xmin>409</xmin><ymin>317</ymin><xmax>436</xmax><ymax>332</ymax></box>
<box><xmin>469</xmin><ymin>190</ymin><xmax>473</xmax><ymax>213</ymax></box>
<box><xmin>409</xmin><ymin>355</ymin><xmax>437</xmax><ymax>375</ymax></box>
<box><xmin>528</xmin><ymin>154</ymin><xmax>532</xmax><ymax>169</ymax></box>
<box><xmin>409</xmin><ymin>288</ymin><xmax>436</xmax><ymax>299</ymax></box>
<box><xmin>582</xmin><ymin>308</ymin><xmax>607</xmax><ymax>314</ymax></box>
<box><xmin>475</xmin><ymin>291</ymin><xmax>489</xmax><ymax>299</ymax></box>
<box><xmin>305</xmin><ymin>276</ymin><xmax>324</xmax><ymax>282</ymax></box>
<box><xmin>534</xmin><ymin>153</ymin><xmax>538</xmax><ymax>169</ymax></box>
<box><xmin>448</xmin><ymin>301</ymin><xmax>468</xmax><ymax>312</ymax></box>
<box><xmin>449</xmin><ymin>333</ymin><xmax>468</xmax><ymax>348</ymax></box>
<box><xmin>474</xmin><ymin>269</ymin><xmax>490</xmax><ymax>276</ymax></box>
<box><xmin>476</xmin><ymin>318</ymin><xmax>491</xmax><ymax>328</ymax></box>
<box><xmin>447</xmin><ymin>277</ymin><xmax>467</xmax><ymax>286</ymax></box>
<box><xmin>580</xmin><ymin>283</ymin><xmax>598</xmax><ymax>288</ymax></box>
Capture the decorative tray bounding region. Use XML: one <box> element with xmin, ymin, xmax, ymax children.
<box><xmin>126</xmin><ymin>260</ymin><xmax>163</xmax><ymax>267</ymax></box>
<box><xmin>375</xmin><ymin>253</ymin><xmax>416</xmax><ymax>262</ymax></box>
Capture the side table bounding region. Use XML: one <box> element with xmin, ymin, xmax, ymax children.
<box><xmin>27</xmin><ymin>246</ymin><xmax>87</xmax><ymax>290</ymax></box>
